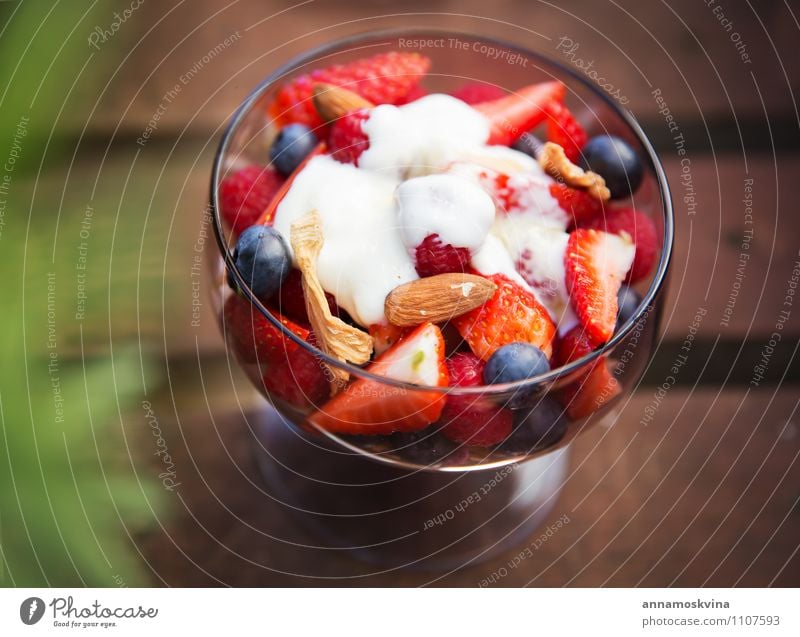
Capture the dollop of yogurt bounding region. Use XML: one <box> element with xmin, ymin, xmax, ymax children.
<box><xmin>395</xmin><ymin>174</ymin><xmax>495</xmax><ymax>252</ymax></box>
<box><xmin>359</xmin><ymin>94</ymin><xmax>491</xmax><ymax>177</ymax></box>
<box><xmin>273</xmin><ymin>155</ymin><xmax>417</xmax><ymax>326</ymax></box>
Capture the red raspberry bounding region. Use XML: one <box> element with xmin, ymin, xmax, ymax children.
<box><xmin>219</xmin><ymin>166</ymin><xmax>284</xmax><ymax>235</ymax></box>
<box><xmin>414</xmin><ymin>233</ymin><xmax>471</xmax><ymax>278</ymax></box>
<box><xmin>546</xmin><ymin>102</ymin><xmax>587</xmax><ymax>163</ymax></box>
<box><xmin>269</xmin><ymin>52</ymin><xmax>431</xmax><ymax>128</ymax></box>
<box><xmin>549</xmin><ymin>182</ymin><xmax>604</xmax><ymax>227</ymax></box>
<box><xmin>274</xmin><ymin>268</ymin><xmax>342</xmax><ymax>325</ymax></box>
<box><xmin>451</xmin><ymin>82</ymin><xmax>505</xmax><ymax>105</ymax></box>
<box><xmin>329</xmin><ymin>110</ymin><xmax>370</xmax><ymax>165</ymax></box>
<box><xmin>583</xmin><ymin>207</ymin><xmax>658</xmax><ymax>283</ymax></box>
<box><xmin>439</xmin><ymin>353</ymin><xmax>513</xmax><ymax>447</ymax></box>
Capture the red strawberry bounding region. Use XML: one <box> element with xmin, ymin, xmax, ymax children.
<box><xmin>439</xmin><ymin>353</ymin><xmax>512</xmax><ymax>447</ymax></box>
<box><xmin>453</xmin><ymin>273</ymin><xmax>556</xmax><ymax>361</ymax></box>
<box><xmin>555</xmin><ymin>326</ymin><xmax>620</xmax><ymax>419</ymax></box>
<box><xmin>224</xmin><ymin>295</ymin><xmax>328</xmax><ymax>407</ymax></box>
<box><xmin>473</xmin><ymin>80</ymin><xmax>565</xmax><ymax>145</ymax></box>
<box><xmin>329</xmin><ymin>109</ymin><xmax>371</xmax><ymax>165</ymax></box>
<box><xmin>583</xmin><ymin>207</ymin><xmax>658</xmax><ymax>283</ymax></box>
<box><xmin>565</xmin><ymin>229</ymin><xmax>635</xmax><ymax>345</ymax></box>
<box><xmin>219</xmin><ymin>166</ymin><xmax>284</xmax><ymax>235</ymax></box>
<box><xmin>546</xmin><ymin>101</ymin><xmax>587</xmax><ymax>163</ymax></box>
<box><xmin>414</xmin><ymin>233</ymin><xmax>471</xmax><ymax>277</ymax></box>
<box><xmin>259</xmin><ymin>142</ymin><xmax>326</xmax><ymax>225</ymax></box>
<box><xmin>262</xmin><ymin>344</ymin><xmax>330</xmax><ymax>408</ymax></box>
<box><xmin>223</xmin><ymin>294</ymin><xmax>307</xmax><ymax>364</ymax></box>
<box><xmin>549</xmin><ymin>182</ymin><xmax>604</xmax><ymax>226</ymax></box>
<box><xmin>395</xmin><ymin>84</ymin><xmax>429</xmax><ymax>104</ymax></box>
<box><xmin>307</xmin><ymin>323</ymin><xmax>448</xmax><ymax>435</ymax></box>
<box><xmin>451</xmin><ymin>82</ymin><xmax>505</xmax><ymax>105</ymax></box>
<box><xmin>269</xmin><ymin>52</ymin><xmax>431</xmax><ymax>128</ymax></box>
<box><xmin>368</xmin><ymin>323</ymin><xmax>410</xmax><ymax>356</ymax></box>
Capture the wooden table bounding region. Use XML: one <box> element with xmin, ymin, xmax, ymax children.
<box><xmin>56</xmin><ymin>0</ymin><xmax>800</xmax><ymax>586</ymax></box>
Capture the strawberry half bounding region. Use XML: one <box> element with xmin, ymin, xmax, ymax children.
<box><xmin>269</xmin><ymin>52</ymin><xmax>431</xmax><ymax>128</ymax></box>
<box><xmin>453</xmin><ymin>273</ymin><xmax>556</xmax><ymax>361</ymax></box>
<box><xmin>564</xmin><ymin>229</ymin><xmax>635</xmax><ymax>345</ymax></box>
<box><xmin>368</xmin><ymin>323</ymin><xmax>410</xmax><ymax>356</ymax></box>
<box><xmin>223</xmin><ymin>293</ymin><xmax>306</xmax><ymax>364</ymax></box>
<box><xmin>307</xmin><ymin>323</ymin><xmax>448</xmax><ymax>435</ymax></box>
<box><xmin>546</xmin><ymin>101</ymin><xmax>587</xmax><ymax>163</ymax></box>
<box><xmin>555</xmin><ymin>326</ymin><xmax>620</xmax><ymax>419</ymax></box>
<box><xmin>473</xmin><ymin>80</ymin><xmax>565</xmax><ymax>146</ymax></box>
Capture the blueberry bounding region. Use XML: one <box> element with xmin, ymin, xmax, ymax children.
<box><xmin>232</xmin><ymin>225</ymin><xmax>291</xmax><ymax>303</ymax></box>
<box><xmin>484</xmin><ymin>342</ymin><xmax>550</xmax><ymax>408</ymax></box>
<box><xmin>387</xmin><ymin>431</ymin><xmax>465</xmax><ymax>466</ymax></box>
<box><xmin>501</xmin><ymin>397</ymin><xmax>567</xmax><ymax>453</ymax></box>
<box><xmin>616</xmin><ymin>285</ymin><xmax>642</xmax><ymax>331</ymax></box>
<box><xmin>581</xmin><ymin>135</ymin><xmax>643</xmax><ymax>199</ymax></box>
<box><xmin>270</xmin><ymin>124</ymin><xmax>318</xmax><ymax>176</ymax></box>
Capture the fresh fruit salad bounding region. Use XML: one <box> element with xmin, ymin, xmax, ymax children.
<box><xmin>218</xmin><ymin>51</ymin><xmax>657</xmax><ymax>456</ymax></box>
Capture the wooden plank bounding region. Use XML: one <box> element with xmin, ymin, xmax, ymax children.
<box><xmin>81</xmin><ymin>0</ymin><xmax>797</xmax><ymax>135</ymax></box>
<box><xmin>138</xmin><ymin>385</ymin><xmax>800</xmax><ymax>586</ymax></box>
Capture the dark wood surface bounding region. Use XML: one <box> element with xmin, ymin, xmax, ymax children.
<box><xmin>56</xmin><ymin>0</ymin><xmax>799</xmax><ymax>586</ymax></box>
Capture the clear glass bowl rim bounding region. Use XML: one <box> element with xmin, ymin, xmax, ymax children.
<box><xmin>209</xmin><ymin>28</ymin><xmax>674</xmax><ymax>396</ymax></box>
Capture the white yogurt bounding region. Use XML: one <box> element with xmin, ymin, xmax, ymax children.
<box><xmin>395</xmin><ymin>174</ymin><xmax>495</xmax><ymax>252</ymax></box>
<box><xmin>359</xmin><ymin>94</ymin><xmax>491</xmax><ymax>178</ymax></box>
<box><xmin>273</xmin><ymin>155</ymin><xmax>417</xmax><ymax>326</ymax></box>
<box><xmin>494</xmin><ymin>218</ymin><xmax>578</xmax><ymax>335</ymax></box>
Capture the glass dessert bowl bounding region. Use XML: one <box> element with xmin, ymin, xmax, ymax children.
<box><xmin>208</xmin><ymin>30</ymin><xmax>672</xmax><ymax>568</ymax></box>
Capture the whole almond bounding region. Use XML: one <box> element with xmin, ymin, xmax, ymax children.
<box><xmin>385</xmin><ymin>274</ymin><xmax>497</xmax><ymax>327</ymax></box>
<box><xmin>312</xmin><ymin>83</ymin><xmax>375</xmax><ymax>122</ymax></box>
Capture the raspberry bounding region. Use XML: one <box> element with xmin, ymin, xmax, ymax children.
<box><xmin>219</xmin><ymin>166</ymin><xmax>284</xmax><ymax>234</ymax></box>
<box><xmin>269</xmin><ymin>52</ymin><xmax>431</xmax><ymax>128</ymax></box>
<box><xmin>583</xmin><ymin>207</ymin><xmax>658</xmax><ymax>283</ymax></box>
<box><xmin>274</xmin><ymin>268</ymin><xmax>342</xmax><ymax>325</ymax></box>
<box><xmin>329</xmin><ymin>110</ymin><xmax>370</xmax><ymax>165</ymax></box>
<box><xmin>549</xmin><ymin>182</ymin><xmax>604</xmax><ymax>227</ymax></box>
<box><xmin>414</xmin><ymin>233</ymin><xmax>471</xmax><ymax>278</ymax></box>
<box><xmin>439</xmin><ymin>353</ymin><xmax>513</xmax><ymax>447</ymax></box>
<box><xmin>546</xmin><ymin>101</ymin><xmax>587</xmax><ymax>164</ymax></box>
<box><xmin>451</xmin><ymin>82</ymin><xmax>505</xmax><ymax>105</ymax></box>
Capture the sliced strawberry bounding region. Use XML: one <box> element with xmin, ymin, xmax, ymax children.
<box><xmin>269</xmin><ymin>52</ymin><xmax>431</xmax><ymax>128</ymax></box>
<box><xmin>565</xmin><ymin>229</ymin><xmax>635</xmax><ymax>345</ymax></box>
<box><xmin>259</xmin><ymin>142</ymin><xmax>326</xmax><ymax>225</ymax></box>
<box><xmin>368</xmin><ymin>323</ymin><xmax>411</xmax><ymax>356</ymax></box>
<box><xmin>554</xmin><ymin>326</ymin><xmax>620</xmax><ymax>419</ymax></box>
<box><xmin>453</xmin><ymin>273</ymin><xmax>556</xmax><ymax>361</ymax></box>
<box><xmin>546</xmin><ymin>101</ymin><xmax>587</xmax><ymax>164</ymax></box>
<box><xmin>307</xmin><ymin>323</ymin><xmax>448</xmax><ymax>435</ymax></box>
<box><xmin>473</xmin><ymin>81</ymin><xmax>565</xmax><ymax>146</ymax></box>
<box><xmin>451</xmin><ymin>82</ymin><xmax>505</xmax><ymax>105</ymax></box>
<box><xmin>549</xmin><ymin>183</ymin><xmax>604</xmax><ymax>227</ymax></box>
<box><xmin>262</xmin><ymin>344</ymin><xmax>330</xmax><ymax>408</ymax></box>
<box><xmin>583</xmin><ymin>207</ymin><xmax>658</xmax><ymax>283</ymax></box>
